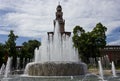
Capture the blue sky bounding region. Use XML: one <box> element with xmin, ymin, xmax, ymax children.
<box><xmin>0</xmin><ymin>0</ymin><xmax>120</xmax><ymax>45</ymax></box>
<box><xmin>0</xmin><ymin>34</ymin><xmax>41</xmax><ymax>45</ymax></box>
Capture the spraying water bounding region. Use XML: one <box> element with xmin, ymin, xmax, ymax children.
<box><xmin>34</xmin><ymin>21</ymin><xmax>79</xmax><ymax>63</ymax></box>
<box><xmin>4</xmin><ymin>57</ymin><xmax>12</xmax><ymax>78</ymax></box>
<box><xmin>0</xmin><ymin>63</ymin><xmax>5</xmax><ymax>75</ymax></box>
<box><xmin>98</xmin><ymin>60</ymin><xmax>104</xmax><ymax>81</ymax></box>
<box><xmin>111</xmin><ymin>61</ymin><xmax>117</xmax><ymax>77</ymax></box>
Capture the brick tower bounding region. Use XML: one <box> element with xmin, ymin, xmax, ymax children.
<box><xmin>48</xmin><ymin>4</ymin><xmax>71</xmax><ymax>39</ymax></box>
<box><xmin>54</xmin><ymin>4</ymin><xmax>65</xmax><ymax>32</ymax></box>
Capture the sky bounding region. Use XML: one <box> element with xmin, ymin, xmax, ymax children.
<box><xmin>0</xmin><ymin>0</ymin><xmax>120</xmax><ymax>45</ymax></box>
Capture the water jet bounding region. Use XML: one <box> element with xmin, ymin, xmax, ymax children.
<box><xmin>111</xmin><ymin>61</ymin><xmax>117</xmax><ymax>77</ymax></box>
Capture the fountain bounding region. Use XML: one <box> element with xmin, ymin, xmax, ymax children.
<box><xmin>82</xmin><ymin>60</ymin><xmax>119</xmax><ymax>81</ymax></box>
<box><xmin>0</xmin><ymin>63</ymin><xmax>5</xmax><ymax>75</ymax></box>
<box><xmin>24</xmin><ymin>21</ymin><xmax>87</xmax><ymax>76</ymax></box>
<box><xmin>4</xmin><ymin>57</ymin><xmax>12</xmax><ymax>78</ymax></box>
<box><xmin>1</xmin><ymin>57</ymin><xmax>12</xmax><ymax>81</ymax></box>
<box><xmin>24</xmin><ymin>4</ymin><xmax>87</xmax><ymax>76</ymax></box>
<box><xmin>111</xmin><ymin>61</ymin><xmax>117</xmax><ymax>77</ymax></box>
<box><xmin>98</xmin><ymin>60</ymin><xmax>105</xmax><ymax>81</ymax></box>
<box><xmin>82</xmin><ymin>60</ymin><xmax>107</xmax><ymax>81</ymax></box>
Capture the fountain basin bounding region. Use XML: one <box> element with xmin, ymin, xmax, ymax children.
<box><xmin>25</xmin><ymin>62</ymin><xmax>87</xmax><ymax>76</ymax></box>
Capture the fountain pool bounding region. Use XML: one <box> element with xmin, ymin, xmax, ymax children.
<box><xmin>0</xmin><ymin>74</ymin><xmax>120</xmax><ymax>81</ymax></box>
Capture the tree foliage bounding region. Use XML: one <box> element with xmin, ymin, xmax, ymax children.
<box><xmin>21</xmin><ymin>40</ymin><xmax>41</xmax><ymax>59</ymax></box>
<box><xmin>0</xmin><ymin>30</ymin><xmax>41</xmax><ymax>69</ymax></box>
<box><xmin>19</xmin><ymin>40</ymin><xmax>41</xmax><ymax>68</ymax></box>
<box><xmin>5</xmin><ymin>30</ymin><xmax>18</xmax><ymax>69</ymax></box>
<box><xmin>5</xmin><ymin>30</ymin><xmax>18</xmax><ymax>56</ymax></box>
<box><xmin>72</xmin><ymin>23</ymin><xmax>107</xmax><ymax>63</ymax></box>
<box><xmin>0</xmin><ymin>43</ymin><xmax>6</xmax><ymax>66</ymax></box>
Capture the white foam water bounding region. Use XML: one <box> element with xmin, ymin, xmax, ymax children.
<box><xmin>34</xmin><ymin>21</ymin><xmax>79</xmax><ymax>63</ymax></box>
<box><xmin>4</xmin><ymin>57</ymin><xmax>12</xmax><ymax>78</ymax></box>
<box><xmin>111</xmin><ymin>61</ymin><xmax>117</xmax><ymax>77</ymax></box>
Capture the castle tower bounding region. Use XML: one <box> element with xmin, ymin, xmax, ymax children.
<box><xmin>54</xmin><ymin>4</ymin><xmax>65</xmax><ymax>32</ymax></box>
<box><xmin>47</xmin><ymin>4</ymin><xmax>71</xmax><ymax>39</ymax></box>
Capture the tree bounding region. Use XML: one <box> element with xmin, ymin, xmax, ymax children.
<box><xmin>0</xmin><ymin>43</ymin><xmax>6</xmax><ymax>67</ymax></box>
<box><xmin>21</xmin><ymin>40</ymin><xmax>41</xmax><ymax>58</ymax></box>
<box><xmin>72</xmin><ymin>23</ymin><xmax>107</xmax><ymax>63</ymax></box>
<box><xmin>5</xmin><ymin>30</ymin><xmax>18</xmax><ymax>69</ymax></box>
<box><xmin>19</xmin><ymin>40</ymin><xmax>41</xmax><ymax>68</ymax></box>
<box><xmin>91</xmin><ymin>23</ymin><xmax>107</xmax><ymax>48</ymax></box>
<box><xmin>72</xmin><ymin>26</ymin><xmax>85</xmax><ymax>48</ymax></box>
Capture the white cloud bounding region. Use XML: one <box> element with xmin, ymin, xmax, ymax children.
<box><xmin>0</xmin><ymin>0</ymin><xmax>120</xmax><ymax>44</ymax></box>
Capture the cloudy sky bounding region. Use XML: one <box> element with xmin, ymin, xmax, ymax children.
<box><xmin>0</xmin><ymin>0</ymin><xmax>120</xmax><ymax>45</ymax></box>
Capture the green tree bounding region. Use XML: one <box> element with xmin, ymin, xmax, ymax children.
<box><xmin>91</xmin><ymin>23</ymin><xmax>107</xmax><ymax>48</ymax></box>
<box><xmin>5</xmin><ymin>30</ymin><xmax>18</xmax><ymax>69</ymax></box>
<box><xmin>20</xmin><ymin>40</ymin><xmax>41</xmax><ymax>68</ymax></box>
<box><xmin>72</xmin><ymin>23</ymin><xmax>107</xmax><ymax>63</ymax></box>
<box><xmin>21</xmin><ymin>40</ymin><xmax>41</xmax><ymax>58</ymax></box>
<box><xmin>0</xmin><ymin>43</ymin><xmax>6</xmax><ymax>66</ymax></box>
<box><xmin>72</xmin><ymin>26</ymin><xmax>85</xmax><ymax>48</ymax></box>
